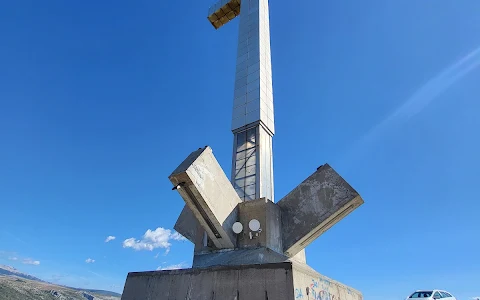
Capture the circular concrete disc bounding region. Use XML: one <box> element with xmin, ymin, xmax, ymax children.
<box><xmin>249</xmin><ymin>219</ymin><xmax>261</xmax><ymax>232</ymax></box>
<box><xmin>232</xmin><ymin>222</ymin><xmax>243</xmax><ymax>234</ymax></box>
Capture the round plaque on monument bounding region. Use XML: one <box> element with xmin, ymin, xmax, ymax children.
<box><xmin>248</xmin><ymin>219</ymin><xmax>261</xmax><ymax>232</ymax></box>
<box><xmin>232</xmin><ymin>222</ymin><xmax>243</xmax><ymax>234</ymax></box>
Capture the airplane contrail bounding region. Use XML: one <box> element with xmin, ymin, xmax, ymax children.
<box><xmin>393</xmin><ymin>45</ymin><xmax>480</xmax><ymax>120</ymax></box>
<box><xmin>340</xmin><ymin>44</ymin><xmax>480</xmax><ymax>163</ymax></box>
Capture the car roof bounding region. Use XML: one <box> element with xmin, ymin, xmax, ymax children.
<box><xmin>414</xmin><ymin>290</ymin><xmax>450</xmax><ymax>293</ymax></box>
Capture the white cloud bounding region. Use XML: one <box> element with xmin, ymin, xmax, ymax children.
<box><xmin>156</xmin><ymin>262</ymin><xmax>189</xmax><ymax>271</ymax></box>
<box><xmin>105</xmin><ymin>236</ymin><xmax>116</xmax><ymax>243</ymax></box>
<box><xmin>170</xmin><ymin>232</ymin><xmax>187</xmax><ymax>241</ymax></box>
<box><xmin>22</xmin><ymin>258</ymin><xmax>40</xmax><ymax>265</ymax></box>
<box><xmin>164</xmin><ymin>248</ymin><xmax>170</xmax><ymax>256</ymax></box>
<box><xmin>123</xmin><ymin>228</ymin><xmax>186</xmax><ymax>251</ymax></box>
<box><xmin>2</xmin><ymin>252</ymin><xmax>39</xmax><ymax>265</ymax></box>
<box><xmin>85</xmin><ymin>258</ymin><xmax>95</xmax><ymax>264</ymax></box>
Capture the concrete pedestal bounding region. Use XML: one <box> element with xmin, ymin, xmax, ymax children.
<box><xmin>121</xmin><ymin>262</ymin><xmax>362</xmax><ymax>300</ymax></box>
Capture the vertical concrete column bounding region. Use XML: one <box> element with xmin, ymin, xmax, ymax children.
<box><xmin>231</xmin><ymin>0</ymin><xmax>274</xmax><ymax>202</ymax></box>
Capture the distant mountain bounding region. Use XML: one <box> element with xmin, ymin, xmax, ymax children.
<box><xmin>0</xmin><ymin>264</ymin><xmax>44</xmax><ymax>282</ymax></box>
<box><xmin>0</xmin><ymin>265</ymin><xmax>121</xmax><ymax>300</ymax></box>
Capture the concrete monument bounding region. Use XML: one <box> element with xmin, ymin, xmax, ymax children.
<box><xmin>121</xmin><ymin>0</ymin><xmax>364</xmax><ymax>299</ymax></box>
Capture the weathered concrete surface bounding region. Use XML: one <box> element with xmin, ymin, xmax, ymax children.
<box><xmin>173</xmin><ymin>205</ymin><xmax>199</xmax><ymax>244</ymax></box>
<box><xmin>174</xmin><ymin>205</ymin><xmax>222</xmax><ymax>254</ymax></box>
<box><xmin>291</xmin><ymin>249</ymin><xmax>307</xmax><ymax>264</ymax></box>
<box><xmin>169</xmin><ymin>146</ymin><xmax>242</xmax><ymax>249</ymax></box>
<box><xmin>292</xmin><ymin>262</ymin><xmax>363</xmax><ymax>300</ymax></box>
<box><xmin>121</xmin><ymin>262</ymin><xmax>362</xmax><ymax>300</ymax></box>
<box><xmin>237</xmin><ymin>198</ymin><xmax>283</xmax><ymax>253</ymax></box>
<box><xmin>278</xmin><ymin>164</ymin><xmax>364</xmax><ymax>257</ymax></box>
<box><xmin>192</xmin><ymin>247</ymin><xmax>290</xmax><ymax>268</ymax></box>
<box><xmin>121</xmin><ymin>262</ymin><xmax>294</xmax><ymax>300</ymax></box>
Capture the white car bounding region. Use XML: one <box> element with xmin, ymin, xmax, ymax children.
<box><xmin>407</xmin><ymin>290</ymin><xmax>456</xmax><ymax>300</ymax></box>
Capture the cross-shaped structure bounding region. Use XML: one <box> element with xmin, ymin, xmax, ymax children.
<box><xmin>170</xmin><ymin>0</ymin><xmax>363</xmax><ymax>267</ymax></box>
<box><xmin>121</xmin><ymin>1</ymin><xmax>365</xmax><ymax>299</ymax></box>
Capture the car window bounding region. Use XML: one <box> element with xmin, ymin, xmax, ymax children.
<box><xmin>434</xmin><ymin>292</ymin><xmax>442</xmax><ymax>299</ymax></box>
<box><xmin>440</xmin><ymin>292</ymin><xmax>448</xmax><ymax>298</ymax></box>
<box><xmin>445</xmin><ymin>293</ymin><xmax>453</xmax><ymax>297</ymax></box>
<box><xmin>410</xmin><ymin>291</ymin><xmax>433</xmax><ymax>298</ymax></box>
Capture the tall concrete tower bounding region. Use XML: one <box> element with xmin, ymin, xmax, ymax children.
<box><xmin>208</xmin><ymin>0</ymin><xmax>275</xmax><ymax>202</ymax></box>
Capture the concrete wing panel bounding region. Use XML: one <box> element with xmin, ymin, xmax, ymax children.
<box><xmin>278</xmin><ymin>164</ymin><xmax>364</xmax><ymax>257</ymax></box>
<box><xmin>173</xmin><ymin>205</ymin><xmax>199</xmax><ymax>244</ymax></box>
<box><xmin>169</xmin><ymin>146</ymin><xmax>242</xmax><ymax>249</ymax></box>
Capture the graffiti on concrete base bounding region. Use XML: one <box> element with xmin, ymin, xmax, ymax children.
<box><xmin>294</xmin><ymin>277</ymin><xmax>360</xmax><ymax>300</ymax></box>
<box><xmin>295</xmin><ymin>288</ymin><xmax>304</xmax><ymax>299</ymax></box>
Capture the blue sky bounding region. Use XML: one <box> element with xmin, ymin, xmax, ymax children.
<box><xmin>0</xmin><ymin>0</ymin><xmax>479</xmax><ymax>299</ymax></box>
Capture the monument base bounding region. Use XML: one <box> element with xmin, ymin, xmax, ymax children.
<box><xmin>121</xmin><ymin>261</ymin><xmax>362</xmax><ymax>300</ymax></box>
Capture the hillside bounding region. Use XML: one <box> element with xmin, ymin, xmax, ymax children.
<box><xmin>0</xmin><ymin>276</ymin><xmax>121</xmax><ymax>300</ymax></box>
<box><xmin>0</xmin><ymin>265</ymin><xmax>44</xmax><ymax>282</ymax></box>
<box><xmin>0</xmin><ymin>265</ymin><xmax>121</xmax><ymax>300</ymax></box>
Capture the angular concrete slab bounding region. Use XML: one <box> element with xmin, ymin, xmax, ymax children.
<box><xmin>278</xmin><ymin>164</ymin><xmax>364</xmax><ymax>257</ymax></box>
<box><xmin>173</xmin><ymin>205</ymin><xmax>199</xmax><ymax>244</ymax></box>
<box><xmin>169</xmin><ymin>146</ymin><xmax>242</xmax><ymax>249</ymax></box>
